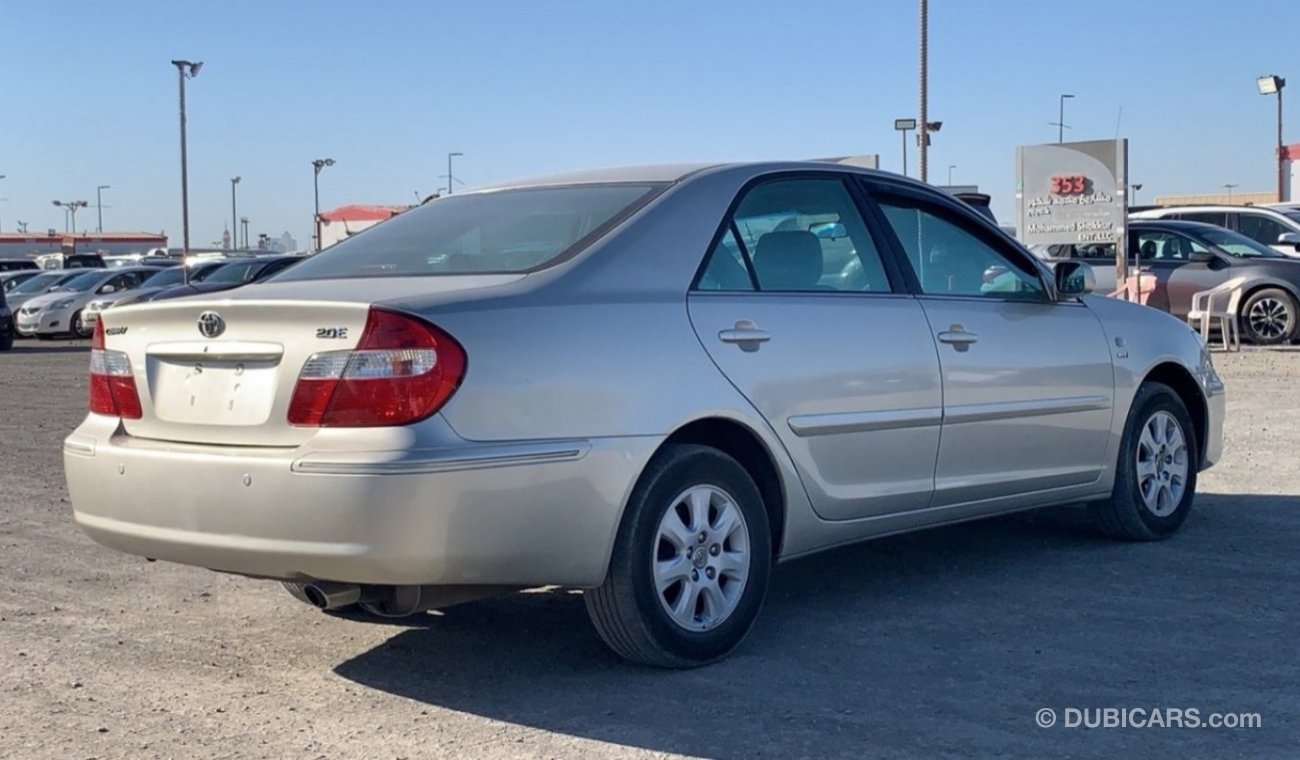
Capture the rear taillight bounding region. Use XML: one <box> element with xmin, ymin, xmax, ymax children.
<box><xmin>89</xmin><ymin>320</ymin><xmax>143</xmax><ymax>419</ymax></box>
<box><xmin>287</xmin><ymin>308</ymin><xmax>466</xmax><ymax>427</ymax></box>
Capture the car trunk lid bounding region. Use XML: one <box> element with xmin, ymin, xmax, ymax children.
<box><xmin>99</xmin><ymin>274</ymin><xmax>521</xmax><ymax>447</ymax></box>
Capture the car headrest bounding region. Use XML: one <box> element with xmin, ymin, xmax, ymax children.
<box><xmin>753</xmin><ymin>231</ymin><xmax>823</xmax><ymax>290</ymax></box>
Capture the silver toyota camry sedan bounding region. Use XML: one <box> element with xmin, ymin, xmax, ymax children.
<box><xmin>64</xmin><ymin>162</ymin><xmax>1225</xmax><ymax>667</ymax></box>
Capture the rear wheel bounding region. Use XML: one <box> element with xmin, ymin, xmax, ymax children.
<box><xmin>585</xmin><ymin>444</ymin><xmax>771</xmax><ymax>668</ymax></box>
<box><xmin>1091</xmin><ymin>382</ymin><xmax>1198</xmax><ymax>540</ymax></box>
<box><xmin>1240</xmin><ymin>287</ymin><xmax>1297</xmax><ymax>345</ymax></box>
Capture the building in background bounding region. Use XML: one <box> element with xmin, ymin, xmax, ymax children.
<box><xmin>1153</xmin><ymin>191</ymin><xmax>1275</xmax><ymax>206</ymax></box>
<box><xmin>318</xmin><ymin>204</ymin><xmax>409</xmax><ymax>249</ymax></box>
<box><xmin>0</xmin><ymin>231</ymin><xmax>167</xmax><ymax>259</ymax></box>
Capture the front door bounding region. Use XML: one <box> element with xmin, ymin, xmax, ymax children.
<box><xmin>687</xmin><ymin>175</ymin><xmax>944</xmax><ymax>521</ymax></box>
<box><xmin>1133</xmin><ymin>229</ymin><xmax>1239</xmax><ymax>319</ymax></box>
<box><xmin>868</xmin><ymin>186</ymin><xmax>1115</xmax><ymax>507</ymax></box>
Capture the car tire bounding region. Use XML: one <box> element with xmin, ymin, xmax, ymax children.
<box><xmin>1240</xmin><ymin>287</ymin><xmax>1297</xmax><ymax>345</ymax></box>
<box><xmin>585</xmin><ymin>443</ymin><xmax>772</xmax><ymax>668</ymax></box>
<box><xmin>0</xmin><ymin>333</ymin><xmax>12</xmax><ymax>351</ymax></box>
<box><xmin>71</xmin><ymin>310</ymin><xmax>93</xmax><ymax>340</ymax></box>
<box><xmin>1091</xmin><ymin>382</ymin><xmax>1199</xmax><ymax>541</ymax></box>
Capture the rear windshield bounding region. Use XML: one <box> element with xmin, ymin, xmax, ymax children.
<box><xmin>142</xmin><ymin>267</ymin><xmax>186</xmax><ymax>288</ymax></box>
<box><xmin>275</xmin><ymin>183</ymin><xmax>662</xmax><ymax>281</ymax></box>
<box><xmin>205</xmin><ymin>260</ymin><xmax>269</xmax><ymax>284</ymax></box>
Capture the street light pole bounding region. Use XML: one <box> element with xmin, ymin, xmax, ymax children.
<box><xmin>96</xmin><ymin>184</ymin><xmax>110</xmax><ymax>232</ymax></box>
<box><xmin>1130</xmin><ymin>183</ymin><xmax>1143</xmax><ymax>206</ymax></box>
<box><xmin>171</xmin><ymin>60</ymin><xmax>202</xmax><ymax>271</ymax></box>
<box><xmin>1224</xmin><ymin>183</ymin><xmax>1239</xmax><ymax>203</ymax></box>
<box><xmin>240</xmin><ymin>217</ymin><xmax>249</xmax><ymax>249</ymax></box>
<box><xmin>0</xmin><ymin>174</ymin><xmax>5</xmax><ymax>231</ymax></box>
<box><xmin>447</xmin><ymin>152</ymin><xmax>463</xmax><ymax>195</ymax></box>
<box><xmin>311</xmin><ymin>158</ymin><xmax>335</xmax><ymax>252</ymax></box>
<box><xmin>1258</xmin><ymin>76</ymin><xmax>1288</xmax><ymax>201</ymax></box>
<box><xmin>947</xmin><ymin>164</ymin><xmax>956</xmax><ymax>185</ymax></box>
<box><xmin>52</xmin><ymin>200</ymin><xmax>88</xmax><ymax>234</ymax></box>
<box><xmin>230</xmin><ymin>176</ymin><xmax>241</xmax><ymax>250</ymax></box>
<box><xmin>1053</xmin><ymin>94</ymin><xmax>1075</xmax><ymax>143</ymax></box>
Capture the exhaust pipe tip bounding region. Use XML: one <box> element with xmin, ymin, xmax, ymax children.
<box><xmin>299</xmin><ymin>581</ymin><xmax>362</xmax><ymax>610</ymax></box>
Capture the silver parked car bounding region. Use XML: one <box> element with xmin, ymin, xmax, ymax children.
<box><xmin>64</xmin><ymin>162</ymin><xmax>1225</xmax><ymax>667</ymax></box>
<box><xmin>17</xmin><ymin>267</ymin><xmax>154</xmax><ymax>339</ymax></box>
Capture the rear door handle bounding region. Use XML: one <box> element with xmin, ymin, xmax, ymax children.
<box><xmin>937</xmin><ymin>325</ymin><xmax>978</xmax><ymax>351</ymax></box>
<box><xmin>719</xmin><ymin>320</ymin><xmax>770</xmax><ymax>350</ymax></box>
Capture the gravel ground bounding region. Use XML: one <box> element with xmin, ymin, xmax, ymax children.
<box><xmin>1</xmin><ymin>339</ymin><xmax>1297</xmax><ymax>759</ymax></box>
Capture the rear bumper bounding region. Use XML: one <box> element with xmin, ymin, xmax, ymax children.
<box><xmin>64</xmin><ymin>415</ymin><xmax>659</xmax><ymax>586</ymax></box>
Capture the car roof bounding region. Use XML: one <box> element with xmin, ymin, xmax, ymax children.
<box><xmin>1129</xmin><ymin>219</ymin><xmax>1231</xmax><ymax>232</ymax></box>
<box><xmin>1134</xmin><ymin>204</ymin><xmax>1288</xmax><ymax>216</ymax></box>
<box><xmin>464</xmin><ymin>160</ymin><xmax>924</xmax><ymax>194</ymax></box>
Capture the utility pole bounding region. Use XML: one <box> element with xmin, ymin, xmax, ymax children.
<box><xmin>1052</xmin><ymin>94</ymin><xmax>1075</xmax><ymax>143</ymax></box>
<box><xmin>0</xmin><ymin>175</ymin><xmax>6</xmax><ymax>231</ymax></box>
<box><xmin>918</xmin><ymin>0</ymin><xmax>929</xmax><ymax>183</ymax></box>
<box><xmin>171</xmin><ymin>59</ymin><xmax>203</xmax><ymax>275</ymax></box>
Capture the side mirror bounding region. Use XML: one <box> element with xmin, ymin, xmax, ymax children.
<box><xmin>1278</xmin><ymin>232</ymin><xmax>1300</xmax><ymax>246</ymax></box>
<box><xmin>1189</xmin><ymin>250</ymin><xmax>1215</xmax><ymax>263</ymax></box>
<box><xmin>1055</xmin><ymin>261</ymin><xmax>1095</xmax><ymax>297</ymax></box>
<box><xmin>810</xmin><ymin>221</ymin><xmax>847</xmax><ymax>240</ymax></box>
<box><xmin>98</xmin><ymin>284</ymin><xmax>116</xmax><ymax>294</ymax></box>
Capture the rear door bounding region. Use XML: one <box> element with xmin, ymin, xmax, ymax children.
<box><xmin>864</xmin><ymin>182</ymin><xmax>1114</xmax><ymax>507</ymax></box>
<box><xmin>687</xmin><ymin>175</ymin><xmax>943</xmax><ymax>521</ymax></box>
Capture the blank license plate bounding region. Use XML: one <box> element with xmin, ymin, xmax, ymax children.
<box><xmin>149</xmin><ymin>359</ymin><xmax>279</xmax><ymax>426</ymax></box>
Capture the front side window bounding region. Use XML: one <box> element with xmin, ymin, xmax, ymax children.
<box><xmin>1135</xmin><ymin>232</ymin><xmax>1199</xmax><ymax>262</ymax></box>
<box><xmin>1194</xmin><ymin>227</ymin><xmax>1281</xmax><ymax>258</ymax></box>
<box><xmin>1236</xmin><ymin>214</ymin><xmax>1290</xmax><ymax>247</ymax></box>
<box><xmin>697</xmin><ymin>178</ymin><xmax>892</xmax><ymax>293</ymax></box>
<box><xmin>276</xmin><ymin>184</ymin><xmax>662</xmax><ymax>282</ymax></box>
<box><xmin>875</xmin><ymin>195</ymin><xmax>1046</xmax><ymax>300</ymax></box>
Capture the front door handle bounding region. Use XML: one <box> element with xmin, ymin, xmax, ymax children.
<box><xmin>719</xmin><ymin>320</ymin><xmax>770</xmax><ymax>351</ymax></box>
<box><xmin>937</xmin><ymin>325</ymin><xmax>978</xmax><ymax>351</ymax></box>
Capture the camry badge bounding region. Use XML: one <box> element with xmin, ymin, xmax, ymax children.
<box><xmin>197</xmin><ymin>311</ymin><xmax>226</xmax><ymax>339</ymax></box>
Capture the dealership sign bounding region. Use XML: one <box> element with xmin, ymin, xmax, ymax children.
<box><xmin>1015</xmin><ymin>139</ymin><xmax>1128</xmax><ymax>246</ymax></box>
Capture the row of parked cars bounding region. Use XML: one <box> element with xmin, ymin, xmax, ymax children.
<box><xmin>1031</xmin><ymin>204</ymin><xmax>1300</xmax><ymax>345</ymax></box>
<box><xmin>0</xmin><ymin>254</ymin><xmax>301</xmax><ymax>350</ymax></box>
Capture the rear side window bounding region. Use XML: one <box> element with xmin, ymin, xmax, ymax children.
<box><xmin>1236</xmin><ymin>214</ymin><xmax>1291</xmax><ymax>246</ymax></box>
<box><xmin>276</xmin><ymin>184</ymin><xmax>662</xmax><ymax>281</ymax></box>
<box><xmin>1176</xmin><ymin>211</ymin><xmax>1228</xmax><ymax>227</ymax></box>
<box><xmin>696</xmin><ymin>177</ymin><xmax>894</xmax><ymax>293</ymax></box>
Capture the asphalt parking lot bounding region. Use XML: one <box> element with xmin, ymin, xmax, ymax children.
<box><xmin>1</xmin><ymin>340</ymin><xmax>1297</xmax><ymax>759</ymax></box>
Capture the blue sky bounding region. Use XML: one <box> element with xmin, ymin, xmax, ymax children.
<box><xmin>1</xmin><ymin>0</ymin><xmax>1296</xmax><ymax>245</ymax></box>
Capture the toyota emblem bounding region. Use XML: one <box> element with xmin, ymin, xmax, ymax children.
<box><xmin>197</xmin><ymin>311</ymin><xmax>226</xmax><ymax>339</ymax></box>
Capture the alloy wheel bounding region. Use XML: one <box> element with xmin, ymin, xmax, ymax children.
<box><xmin>1136</xmin><ymin>410</ymin><xmax>1189</xmax><ymax>517</ymax></box>
<box><xmin>652</xmin><ymin>485</ymin><xmax>751</xmax><ymax>631</ymax></box>
<box><xmin>1247</xmin><ymin>297</ymin><xmax>1292</xmax><ymax>341</ymax></box>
